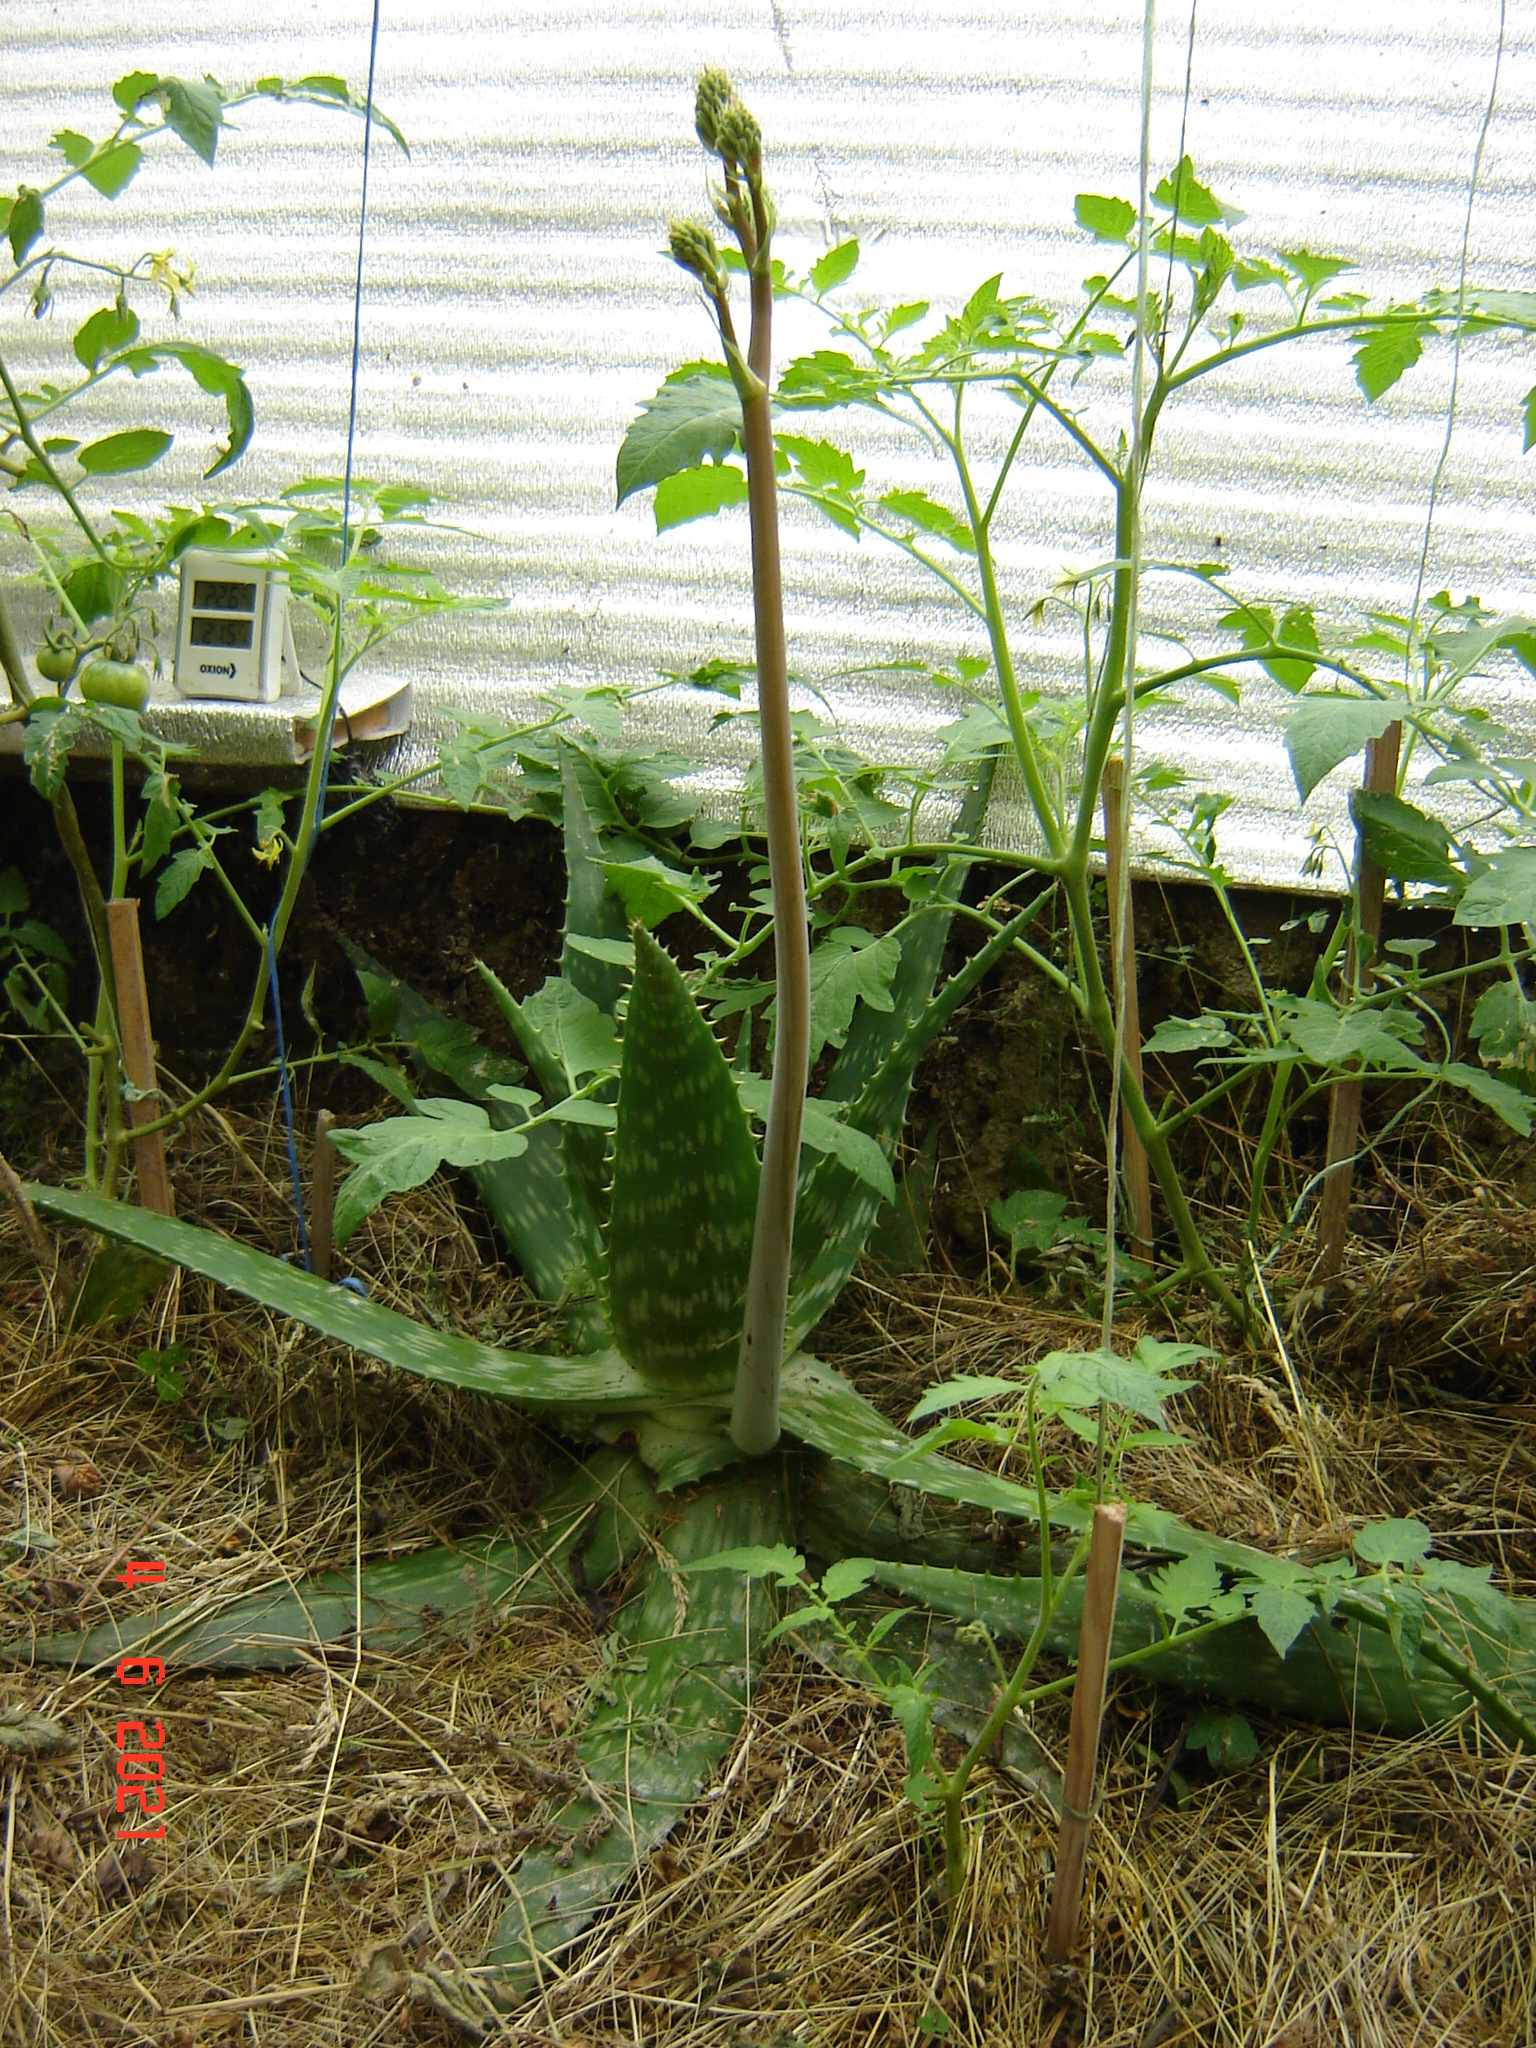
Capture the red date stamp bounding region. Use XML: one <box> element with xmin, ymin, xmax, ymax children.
<box><xmin>114</xmin><ymin>1558</ymin><xmax>168</xmax><ymax>1842</ymax></box>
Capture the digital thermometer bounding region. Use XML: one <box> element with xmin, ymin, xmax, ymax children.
<box><xmin>173</xmin><ymin>550</ymin><xmax>298</xmax><ymax>702</ymax></box>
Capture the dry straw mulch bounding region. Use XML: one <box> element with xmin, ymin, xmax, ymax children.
<box><xmin>0</xmin><ymin>1105</ymin><xmax>1532</xmax><ymax>2048</ymax></box>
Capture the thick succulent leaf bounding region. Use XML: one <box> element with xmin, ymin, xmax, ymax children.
<box><xmin>820</xmin><ymin>757</ymin><xmax>994</xmax><ymax>1109</ymax></box>
<box><xmin>796</xmin><ymin>1455</ymin><xmax>1043</xmax><ymax>1575</ymax></box>
<box><xmin>26</xmin><ymin>1185</ymin><xmax>650</xmax><ymax>1411</ymax></box>
<box><xmin>781</xmin><ymin>1361</ymin><xmax>1372</xmax><ymax>1592</ymax></box>
<box><xmin>560</xmin><ymin>743</ymin><xmax>631</xmax><ymax>1018</ymax></box>
<box><xmin>607</xmin><ymin>928</ymin><xmax>759</xmax><ymax>1392</ymax></box>
<box><xmin>341</xmin><ymin>937</ymin><xmax>526</xmax><ymax>1101</ymax></box>
<box><xmin>338</xmin><ymin>937</ymin><xmax>593</xmax><ymax>1317</ymax></box>
<box><xmin>5</xmin><ymin>1453</ymin><xmax>659</xmax><ymax>1674</ymax></box>
<box><xmin>860</xmin><ymin>1561</ymin><xmax>1536</xmax><ymax>1741</ymax></box>
<box><xmin>784</xmin><ymin>763</ymin><xmax>998</xmax><ymax>1342</ymax></box>
<box><xmin>485</xmin><ymin>1468</ymin><xmax>787</xmax><ymax>1997</ymax></box>
<box><xmin>478</xmin><ymin>962</ymin><xmax>612</xmax><ymax>1337</ymax></box>
<box><xmin>787</xmin><ymin>888</ymin><xmax>1040</xmax><ymax>1349</ymax></box>
<box><xmin>780</xmin><ymin>1354</ymin><xmax>1051</xmax><ymax>1523</ymax></box>
<box><xmin>590</xmin><ymin>1406</ymin><xmax>738</xmax><ymax>1491</ymax></box>
<box><xmin>800</xmin><ymin>1607</ymin><xmax>1062</xmax><ymax>1812</ymax></box>
<box><xmin>479</xmin><ymin>1119</ymin><xmax>605</xmax><ymax>1343</ymax></box>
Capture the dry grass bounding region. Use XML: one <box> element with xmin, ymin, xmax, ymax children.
<box><xmin>0</xmin><ymin>1103</ymin><xmax>1532</xmax><ymax>2047</ymax></box>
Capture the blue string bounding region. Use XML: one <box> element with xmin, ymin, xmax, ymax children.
<box><xmin>269</xmin><ymin>0</ymin><xmax>383</xmax><ymax>1273</ymax></box>
<box><xmin>268</xmin><ymin>924</ymin><xmax>311</xmax><ymax>1268</ymax></box>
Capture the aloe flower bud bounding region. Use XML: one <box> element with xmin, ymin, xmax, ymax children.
<box><xmin>716</xmin><ymin>101</ymin><xmax>762</xmax><ymax>178</ymax></box>
<box><xmin>695</xmin><ymin>68</ymin><xmax>734</xmax><ymax>153</ymax></box>
<box><xmin>667</xmin><ymin>218</ymin><xmax>723</xmax><ymax>291</ymax></box>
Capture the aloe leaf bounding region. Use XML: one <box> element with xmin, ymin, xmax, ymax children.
<box><xmin>341</xmin><ymin>937</ymin><xmax>526</xmax><ymax>1101</ymax></box>
<box><xmin>797</xmin><ymin>1454</ymin><xmax>1041</xmax><ymax>1575</ymax></box>
<box><xmin>479</xmin><ymin>961</ymin><xmax>613</xmax><ymax>1318</ymax></box>
<box><xmin>786</xmin><ymin>887</ymin><xmax>1044</xmax><ymax>1350</ymax></box>
<box><xmin>818</xmin><ymin>757</ymin><xmax>994</xmax><ymax>1109</ymax></box>
<box><xmin>341</xmin><ymin>938</ymin><xmax>596</xmax><ymax>1326</ymax></box>
<box><xmin>801</xmin><ymin>1607</ymin><xmax>1063</xmax><ymax>1812</ymax></box>
<box><xmin>453</xmin><ymin>746</ymin><xmax>630</xmax><ymax>1311</ymax></box>
<box><xmin>485</xmin><ymin>1467</ymin><xmax>787</xmax><ymax>1998</ymax></box>
<box><xmin>779</xmin><ymin>1353</ymin><xmax>1052</xmax><ymax>1523</ymax></box>
<box><xmin>607</xmin><ymin>928</ymin><xmax>759</xmax><ymax>1393</ymax></box>
<box><xmin>559</xmin><ymin>743</ymin><xmax>631</xmax><ymax>1018</ymax></box>
<box><xmin>26</xmin><ymin>1184</ymin><xmax>652</xmax><ymax>1411</ymax></box>
<box><xmin>860</xmin><ymin>1560</ymin><xmax>1536</xmax><ymax>1741</ymax></box>
<box><xmin>551</xmin><ymin>747</ymin><xmax>633</xmax><ymax>1259</ymax></box>
<box><xmin>5</xmin><ymin>1452</ymin><xmax>660</xmax><ymax>1675</ymax></box>
<box><xmin>589</xmin><ymin>1406</ymin><xmax>738</xmax><ymax>1491</ymax></box>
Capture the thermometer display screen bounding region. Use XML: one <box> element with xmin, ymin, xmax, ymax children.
<box><xmin>191</xmin><ymin>578</ymin><xmax>257</xmax><ymax>614</ymax></box>
<box><xmin>190</xmin><ymin>615</ymin><xmax>255</xmax><ymax>649</ymax></box>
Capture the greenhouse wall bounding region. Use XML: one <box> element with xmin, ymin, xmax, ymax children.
<box><xmin>3</xmin><ymin>0</ymin><xmax>1533</xmax><ymax>884</ymax></box>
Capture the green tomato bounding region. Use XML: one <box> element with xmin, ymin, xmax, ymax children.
<box><xmin>33</xmin><ymin>644</ymin><xmax>79</xmax><ymax>685</ymax></box>
<box><xmin>78</xmin><ymin>657</ymin><xmax>151</xmax><ymax>712</ymax></box>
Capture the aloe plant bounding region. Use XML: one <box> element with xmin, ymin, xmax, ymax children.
<box><xmin>12</xmin><ymin>67</ymin><xmax>1536</xmax><ymax>2010</ymax></box>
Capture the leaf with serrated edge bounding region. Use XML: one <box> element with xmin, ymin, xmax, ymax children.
<box><xmin>615</xmin><ymin>364</ymin><xmax>742</xmax><ymax>505</ymax></box>
<box><xmin>24</xmin><ymin>1185</ymin><xmax>649</xmax><ymax>1412</ymax></box>
<box><xmin>13</xmin><ymin>1451</ymin><xmax>659</xmax><ymax>1674</ymax></box>
<box><xmin>1285</xmin><ymin>695</ymin><xmax>1402</xmax><ymax>802</ymax></box>
<box><xmin>606</xmin><ymin>928</ymin><xmax>758</xmax><ymax>1391</ymax></box>
<box><xmin>485</xmin><ymin>1473</ymin><xmax>786</xmax><ymax>1995</ymax></box>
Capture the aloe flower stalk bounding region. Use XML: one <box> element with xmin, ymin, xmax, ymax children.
<box><xmin>671</xmin><ymin>71</ymin><xmax>808</xmax><ymax>1455</ymax></box>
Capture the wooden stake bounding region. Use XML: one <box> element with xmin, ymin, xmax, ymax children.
<box><xmin>1101</xmin><ymin>758</ymin><xmax>1152</xmax><ymax>1262</ymax></box>
<box><xmin>1317</xmin><ymin>721</ymin><xmax>1402</xmax><ymax>1281</ymax></box>
<box><xmin>311</xmin><ymin>1110</ymin><xmax>337</xmax><ymax>1283</ymax></box>
<box><xmin>105</xmin><ymin>898</ymin><xmax>174</xmax><ymax>1217</ymax></box>
<box><xmin>1045</xmin><ymin>1502</ymin><xmax>1127</xmax><ymax>1961</ymax></box>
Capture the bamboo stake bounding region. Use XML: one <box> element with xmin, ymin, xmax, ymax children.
<box><xmin>1317</xmin><ymin>721</ymin><xmax>1402</xmax><ymax>1281</ymax></box>
<box><xmin>1044</xmin><ymin>1502</ymin><xmax>1127</xmax><ymax>1961</ymax></box>
<box><xmin>311</xmin><ymin>1110</ymin><xmax>337</xmax><ymax>1283</ymax></box>
<box><xmin>105</xmin><ymin>898</ymin><xmax>174</xmax><ymax>1217</ymax></box>
<box><xmin>1101</xmin><ymin>758</ymin><xmax>1152</xmax><ymax>1263</ymax></box>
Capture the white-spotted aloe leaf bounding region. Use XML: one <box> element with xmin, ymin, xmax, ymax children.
<box><xmin>6</xmin><ymin>1452</ymin><xmax>660</xmax><ymax>1674</ymax></box>
<box><xmin>559</xmin><ymin>742</ymin><xmax>632</xmax><ymax>1018</ymax></box>
<box><xmin>484</xmin><ymin>1467</ymin><xmax>786</xmax><ymax>1997</ymax></box>
<box><xmin>816</xmin><ymin>760</ymin><xmax>994</xmax><ymax>1110</ymax></box>
<box><xmin>786</xmin><ymin>889</ymin><xmax>1042</xmax><ymax>1349</ymax></box>
<box><xmin>25</xmin><ymin>1185</ymin><xmax>650</xmax><ymax>1412</ymax></box>
<box><xmin>341</xmin><ymin>937</ymin><xmax>527</xmax><ymax>1101</ymax></box>
<box><xmin>800</xmin><ymin>1608</ymin><xmax>1063</xmax><ymax>1813</ymax></box>
<box><xmin>341</xmin><ymin>937</ymin><xmax>597</xmax><ymax>1329</ymax></box>
<box><xmin>857</xmin><ymin>1560</ymin><xmax>1536</xmax><ymax>1741</ymax></box>
<box><xmin>477</xmin><ymin>959</ymin><xmax>614</xmax><ymax>1318</ymax></box>
<box><xmin>607</xmin><ymin>927</ymin><xmax>759</xmax><ymax>1392</ymax></box>
<box><xmin>471</xmin><ymin>744</ymin><xmax>631</xmax><ymax>1309</ymax></box>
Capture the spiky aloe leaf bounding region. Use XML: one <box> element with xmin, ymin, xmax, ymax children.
<box><xmin>785</xmin><ymin>871</ymin><xmax>1042</xmax><ymax>1350</ymax></box>
<box><xmin>797</xmin><ymin>1454</ymin><xmax>1041</xmax><ymax>1575</ymax></box>
<box><xmin>5</xmin><ymin>1453</ymin><xmax>660</xmax><ymax>1674</ymax></box>
<box><xmin>801</xmin><ymin>1606</ymin><xmax>1063</xmax><ymax>1812</ymax></box>
<box><xmin>859</xmin><ymin>1560</ymin><xmax>1536</xmax><ymax>1742</ymax></box>
<box><xmin>485</xmin><ymin>1467</ymin><xmax>787</xmax><ymax>1996</ymax></box>
<box><xmin>816</xmin><ymin>756</ymin><xmax>993</xmax><ymax>1109</ymax></box>
<box><xmin>342</xmin><ymin>938</ymin><xmax>597</xmax><ymax>1331</ymax></box>
<box><xmin>342</xmin><ymin>937</ymin><xmax>527</xmax><ymax>1102</ymax></box>
<box><xmin>607</xmin><ymin>927</ymin><xmax>759</xmax><ymax>1392</ymax></box>
<box><xmin>478</xmin><ymin>961</ymin><xmax>613</xmax><ymax>1325</ymax></box>
<box><xmin>559</xmin><ymin>742</ymin><xmax>631</xmax><ymax>1018</ymax></box>
<box><xmin>779</xmin><ymin>1353</ymin><xmax>1046</xmax><ymax>1521</ymax></box>
<box><xmin>26</xmin><ymin>1185</ymin><xmax>650</xmax><ymax>1412</ymax></box>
